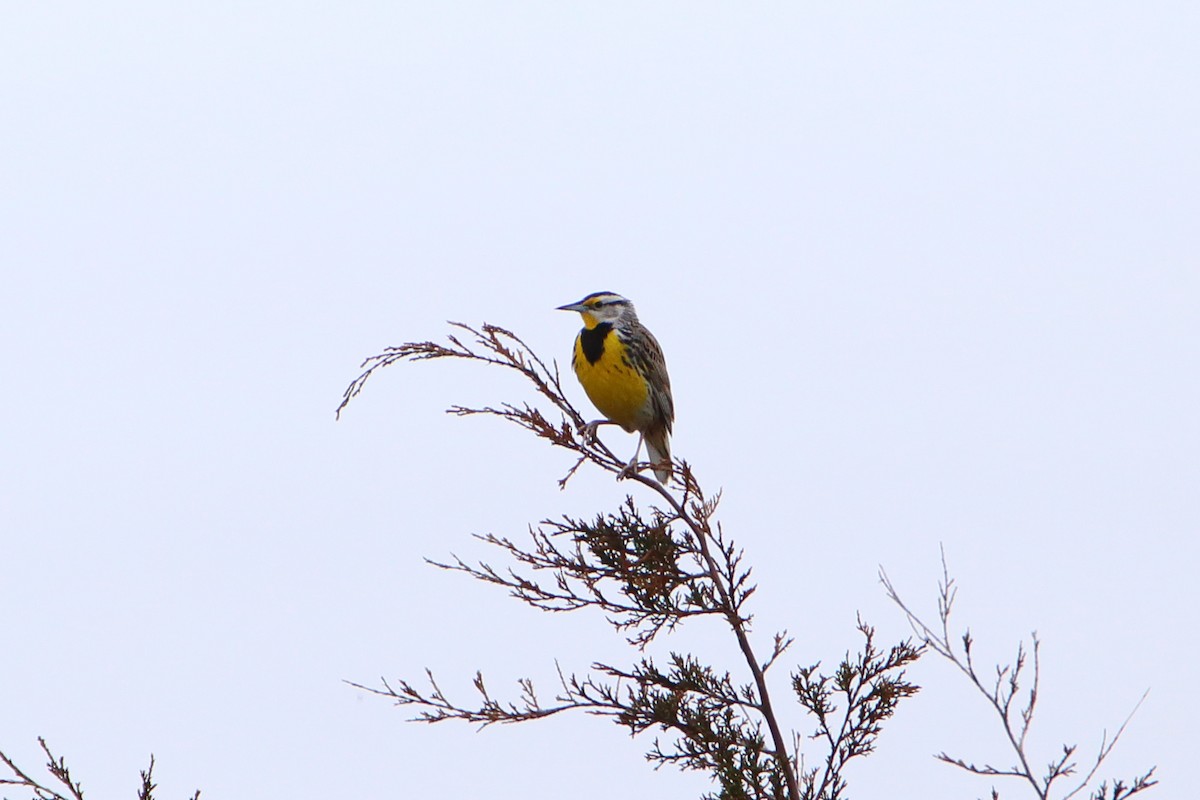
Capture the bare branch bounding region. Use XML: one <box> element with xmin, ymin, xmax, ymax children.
<box><xmin>881</xmin><ymin>556</ymin><xmax>1154</xmax><ymax>800</ymax></box>
<box><xmin>0</xmin><ymin>740</ymin><xmax>198</xmax><ymax>800</ymax></box>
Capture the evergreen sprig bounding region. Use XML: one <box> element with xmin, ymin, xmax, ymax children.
<box><xmin>338</xmin><ymin>322</ymin><xmax>924</xmax><ymax>799</ymax></box>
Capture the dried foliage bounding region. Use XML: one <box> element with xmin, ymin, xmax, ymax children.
<box><xmin>1</xmin><ymin>323</ymin><xmax>1157</xmax><ymax>799</ymax></box>
<box><xmin>338</xmin><ymin>323</ymin><xmax>924</xmax><ymax>799</ymax></box>
<box><xmin>881</xmin><ymin>552</ymin><xmax>1156</xmax><ymax>800</ymax></box>
<box><xmin>0</xmin><ymin>738</ymin><xmax>199</xmax><ymax>800</ymax></box>
<box><xmin>2</xmin><ymin>322</ymin><xmax>1155</xmax><ymax>800</ymax></box>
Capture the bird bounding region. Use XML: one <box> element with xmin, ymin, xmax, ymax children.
<box><xmin>556</xmin><ymin>291</ymin><xmax>674</xmax><ymax>483</ymax></box>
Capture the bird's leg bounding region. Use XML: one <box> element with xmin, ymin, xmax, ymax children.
<box><xmin>617</xmin><ymin>434</ymin><xmax>646</xmax><ymax>480</ymax></box>
<box><xmin>579</xmin><ymin>419</ymin><xmax>617</xmax><ymax>443</ymax></box>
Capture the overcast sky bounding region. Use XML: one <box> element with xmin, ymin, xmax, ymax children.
<box><xmin>3</xmin><ymin>3</ymin><xmax>1196</xmax><ymax>798</ymax></box>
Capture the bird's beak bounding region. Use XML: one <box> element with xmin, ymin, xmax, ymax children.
<box><xmin>556</xmin><ymin>302</ymin><xmax>588</xmax><ymax>313</ymax></box>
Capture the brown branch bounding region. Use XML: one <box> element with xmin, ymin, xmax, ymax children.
<box><xmin>0</xmin><ymin>739</ymin><xmax>199</xmax><ymax>800</ymax></box>
<box><xmin>0</xmin><ymin>738</ymin><xmax>84</xmax><ymax>800</ymax></box>
<box><xmin>881</xmin><ymin>552</ymin><xmax>1155</xmax><ymax>800</ymax></box>
<box><xmin>340</xmin><ymin>321</ymin><xmax>927</xmax><ymax>799</ymax></box>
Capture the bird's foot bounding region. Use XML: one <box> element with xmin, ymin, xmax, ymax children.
<box><xmin>617</xmin><ymin>455</ymin><xmax>642</xmax><ymax>480</ymax></box>
<box><xmin>578</xmin><ymin>419</ymin><xmax>610</xmax><ymax>443</ymax></box>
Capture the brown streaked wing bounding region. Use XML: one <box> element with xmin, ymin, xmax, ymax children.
<box><xmin>624</xmin><ymin>323</ymin><xmax>674</xmax><ymax>433</ymax></box>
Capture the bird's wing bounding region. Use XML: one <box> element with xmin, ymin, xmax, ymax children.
<box><xmin>632</xmin><ymin>326</ymin><xmax>674</xmax><ymax>434</ymax></box>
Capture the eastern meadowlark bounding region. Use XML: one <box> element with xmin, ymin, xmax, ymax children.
<box><xmin>557</xmin><ymin>291</ymin><xmax>674</xmax><ymax>483</ymax></box>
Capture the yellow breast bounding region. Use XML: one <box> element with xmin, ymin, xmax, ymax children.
<box><xmin>572</xmin><ymin>329</ymin><xmax>650</xmax><ymax>433</ymax></box>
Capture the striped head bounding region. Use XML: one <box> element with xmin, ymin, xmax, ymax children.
<box><xmin>556</xmin><ymin>291</ymin><xmax>638</xmax><ymax>330</ymax></box>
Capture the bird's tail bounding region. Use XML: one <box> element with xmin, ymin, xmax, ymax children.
<box><xmin>645</xmin><ymin>425</ymin><xmax>672</xmax><ymax>484</ymax></box>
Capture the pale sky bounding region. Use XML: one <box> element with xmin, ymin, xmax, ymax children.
<box><xmin>3</xmin><ymin>3</ymin><xmax>1197</xmax><ymax>798</ymax></box>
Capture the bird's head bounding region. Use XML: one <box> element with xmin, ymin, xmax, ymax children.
<box><xmin>556</xmin><ymin>291</ymin><xmax>637</xmax><ymax>329</ymax></box>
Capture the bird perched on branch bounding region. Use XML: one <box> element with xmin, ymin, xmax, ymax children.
<box><xmin>557</xmin><ymin>291</ymin><xmax>674</xmax><ymax>483</ymax></box>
